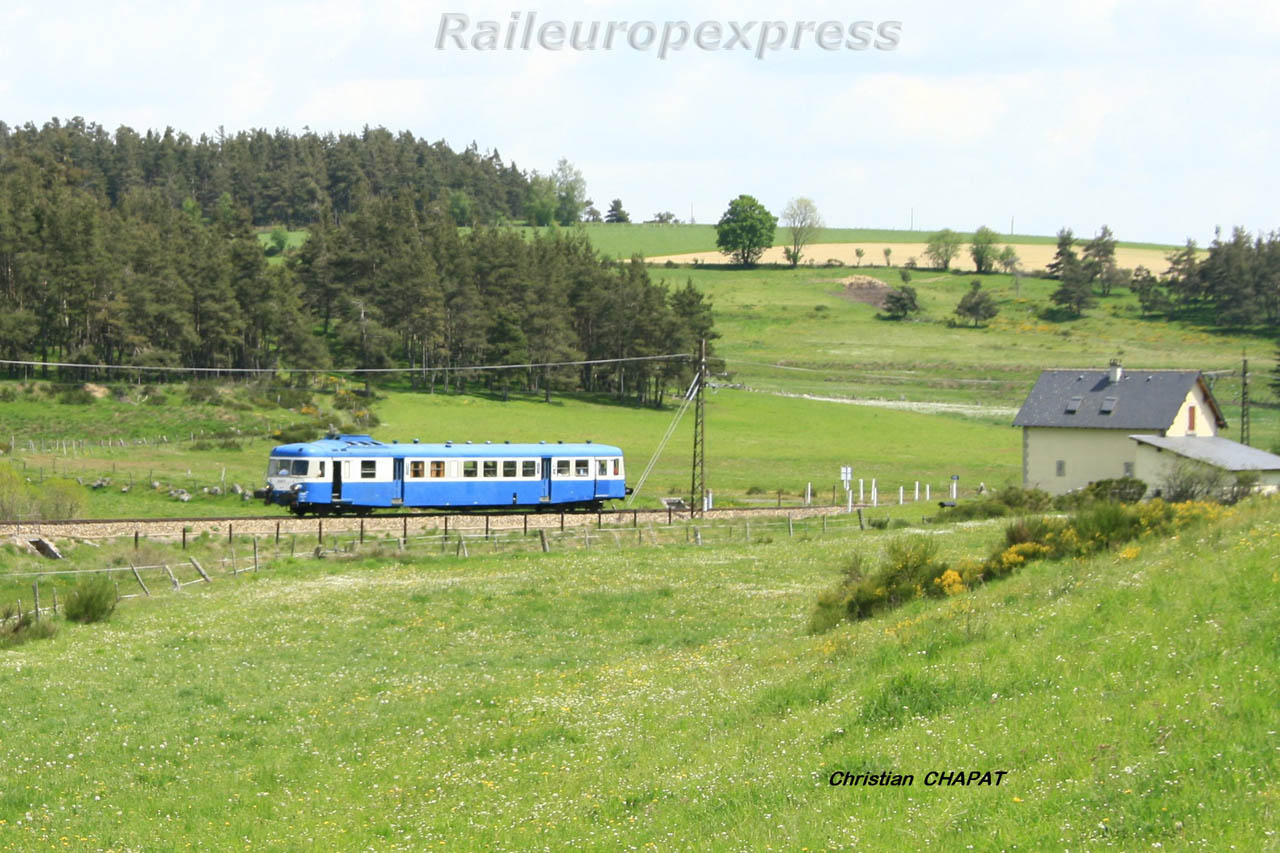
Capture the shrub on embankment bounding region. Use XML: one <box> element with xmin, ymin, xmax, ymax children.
<box><xmin>810</xmin><ymin>497</ymin><xmax>1232</xmax><ymax>632</ymax></box>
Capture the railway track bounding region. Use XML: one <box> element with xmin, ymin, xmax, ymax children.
<box><xmin>0</xmin><ymin>504</ymin><xmax>858</xmax><ymax>541</ymax></box>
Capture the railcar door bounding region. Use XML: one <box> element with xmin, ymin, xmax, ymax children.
<box><xmin>540</xmin><ymin>456</ymin><xmax>552</xmax><ymax>503</ymax></box>
<box><xmin>331</xmin><ymin>460</ymin><xmax>343</xmax><ymax>501</ymax></box>
<box><xmin>392</xmin><ymin>458</ymin><xmax>404</xmax><ymax>506</ymax></box>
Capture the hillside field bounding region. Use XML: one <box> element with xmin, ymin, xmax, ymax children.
<box><xmin>0</xmin><ymin>494</ymin><xmax>1274</xmax><ymax>848</ymax></box>
<box><xmin>0</xmin><ymin>383</ymin><xmax>1019</xmax><ymax>518</ymax></box>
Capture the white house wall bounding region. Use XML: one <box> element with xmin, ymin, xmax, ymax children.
<box><xmin>1024</xmin><ymin>427</ymin><xmax>1156</xmax><ymax>494</ymax></box>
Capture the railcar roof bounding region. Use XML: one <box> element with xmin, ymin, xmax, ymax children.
<box><xmin>269</xmin><ymin>435</ymin><xmax>623</xmax><ymax>458</ymax></box>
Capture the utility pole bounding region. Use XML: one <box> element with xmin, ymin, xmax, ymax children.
<box><xmin>690</xmin><ymin>339</ymin><xmax>707</xmax><ymax>517</ymax></box>
<box><xmin>1241</xmin><ymin>353</ymin><xmax>1251</xmax><ymax>446</ymax></box>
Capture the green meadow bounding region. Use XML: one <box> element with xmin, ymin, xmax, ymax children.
<box><xmin>2</xmin><ymin>383</ymin><xmax>1019</xmax><ymax>517</ymax></box>
<box><xmin>535</xmin><ymin>223</ymin><xmax>1179</xmax><ymax>260</ymax></box>
<box><xmin>0</xmin><ymin>495</ymin><xmax>1274</xmax><ymax>849</ymax></box>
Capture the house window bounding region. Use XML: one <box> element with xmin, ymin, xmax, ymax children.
<box><xmin>1123</xmin><ymin>462</ymin><xmax>1134</xmax><ymax>478</ymax></box>
<box><xmin>430</xmin><ymin>461</ymin><xmax>445</xmax><ymax>478</ymax></box>
<box><xmin>502</xmin><ymin>460</ymin><xmax>517</xmax><ymax>478</ymax></box>
<box><xmin>463</xmin><ymin>461</ymin><xmax>478</xmax><ymax>478</ymax></box>
<box><xmin>409</xmin><ymin>461</ymin><xmax>425</xmax><ymax>478</ymax></box>
<box><xmin>556</xmin><ymin>460</ymin><xmax>571</xmax><ymax>477</ymax></box>
<box><xmin>1188</xmin><ymin>405</ymin><xmax>1196</xmax><ymax>432</ymax></box>
<box><xmin>522</xmin><ymin>460</ymin><xmax>538</xmax><ymax>477</ymax></box>
<box><xmin>483</xmin><ymin>460</ymin><xmax>497</xmax><ymax>477</ymax></box>
<box><xmin>361</xmin><ymin>460</ymin><xmax>377</xmax><ymax>479</ymax></box>
<box><xmin>1055</xmin><ymin>460</ymin><xmax>1066</xmax><ymax>477</ymax></box>
<box><xmin>575</xmin><ymin>459</ymin><xmax>590</xmax><ymax>477</ymax></box>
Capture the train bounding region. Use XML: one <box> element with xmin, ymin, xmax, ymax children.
<box><xmin>260</xmin><ymin>433</ymin><xmax>628</xmax><ymax>515</ymax></box>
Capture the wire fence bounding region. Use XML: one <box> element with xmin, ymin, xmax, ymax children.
<box><xmin>1</xmin><ymin>508</ymin><xmax>911</xmax><ymax>627</ymax></box>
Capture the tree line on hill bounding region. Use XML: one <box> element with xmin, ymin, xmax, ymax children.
<box><xmin>0</xmin><ymin>118</ymin><xmax>539</xmax><ymax>227</ymax></box>
<box><xmin>0</xmin><ymin>121</ymin><xmax>715</xmax><ymax>405</ymax></box>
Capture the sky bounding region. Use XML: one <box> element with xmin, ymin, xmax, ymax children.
<box><xmin>2</xmin><ymin>0</ymin><xmax>1277</xmax><ymax>245</ymax></box>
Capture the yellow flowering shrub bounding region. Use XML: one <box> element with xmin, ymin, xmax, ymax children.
<box><xmin>933</xmin><ymin>569</ymin><xmax>967</xmax><ymax>596</ymax></box>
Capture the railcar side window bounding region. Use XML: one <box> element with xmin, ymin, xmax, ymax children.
<box><xmin>612</xmin><ymin>459</ymin><xmax>620</xmax><ymax>476</ymax></box>
<box><xmin>430</xmin><ymin>461</ymin><xmax>445</xmax><ymax>478</ymax></box>
<box><xmin>522</xmin><ymin>460</ymin><xmax>538</xmax><ymax>477</ymax></box>
<box><xmin>502</xmin><ymin>460</ymin><xmax>517</xmax><ymax>478</ymax></box>
<box><xmin>361</xmin><ymin>460</ymin><xmax>377</xmax><ymax>479</ymax></box>
<box><xmin>575</xmin><ymin>459</ymin><xmax>590</xmax><ymax>477</ymax></box>
<box><xmin>290</xmin><ymin>460</ymin><xmax>309</xmax><ymax>476</ymax></box>
<box><xmin>556</xmin><ymin>460</ymin><xmax>571</xmax><ymax>477</ymax></box>
<box><xmin>409</xmin><ymin>461</ymin><xmax>425</xmax><ymax>478</ymax></box>
<box><xmin>597</xmin><ymin>460</ymin><xmax>608</xmax><ymax>476</ymax></box>
<box><xmin>317</xmin><ymin>461</ymin><xmax>325</xmax><ymax>477</ymax></box>
<box><xmin>463</xmin><ymin>461</ymin><xmax>478</xmax><ymax>478</ymax></box>
<box><xmin>483</xmin><ymin>461</ymin><xmax>497</xmax><ymax>477</ymax></box>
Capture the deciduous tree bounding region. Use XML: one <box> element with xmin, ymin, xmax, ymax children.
<box><xmin>924</xmin><ymin>229</ymin><xmax>962</xmax><ymax>270</ymax></box>
<box><xmin>781</xmin><ymin>197</ymin><xmax>823</xmax><ymax>268</ymax></box>
<box><xmin>715</xmin><ymin>195</ymin><xmax>777</xmax><ymax>267</ymax></box>
<box><xmin>969</xmin><ymin>226</ymin><xmax>1000</xmax><ymax>274</ymax></box>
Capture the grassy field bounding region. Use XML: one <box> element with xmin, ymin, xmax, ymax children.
<box><xmin>2</xmin><ymin>383</ymin><xmax>1020</xmax><ymax>518</ymax></box>
<box><xmin>253</xmin><ymin>224</ymin><xmax>1180</xmax><ymax>264</ymax></box>
<box><xmin>0</xmin><ymin>494</ymin><xmax>1273</xmax><ymax>848</ymax></box>
<box><xmin>643</xmin><ymin>264</ymin><xmax>1280</xmax><ymax>452</ymax></box>
<box><xmin>533</xmin><ymin>223</ymin><xmax>1180</xmax><ymax>261</ymax></box>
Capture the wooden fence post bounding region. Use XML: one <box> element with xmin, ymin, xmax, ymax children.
<box><xmin>788</xmin><ymin>515</ymin><xmax>794</xmax><ymax>537</ymax></box>
<box><xmin>165</xmin><ymin>564</ymin><xmax>180</xmax><ymax>590</ymax></box>
<box><xmin>130</xmin><ymin>564</ymin><xmax>150</xmax><ymax>596</ymax></box>
<box><xmin>253</xmin><ymin>538</ymin><xmax>259</xmax><ymax>572</ymax></box>
<box><xmin>189</xmin><ymin>557</ymin><xmax>211</xmax><ymax>583</ymax></box>
<box><xmin>32</xmin><ymin>582</ymin><xmax>39</xmax><ymax>620</ymax></box>
<box><xmin>539</xmin><ymin>529</ymin><xmax>550</xmax><ymax>553</ymax></box>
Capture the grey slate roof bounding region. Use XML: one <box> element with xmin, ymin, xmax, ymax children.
<box><xmin>1012</xmin><ymin>369</ymin><xmax>1226</xmax><ymax>430</ymax></box>
<box><xmin>1130</xmin><ymin>435</ymin><xmax>1280</xmax><ymax>471</ymax></box>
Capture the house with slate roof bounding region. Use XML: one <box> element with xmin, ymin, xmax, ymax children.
<box><xmin>1013</xmin><ymin>361</ymin><xmax>1227</xmax><ymax>494</ymax></box>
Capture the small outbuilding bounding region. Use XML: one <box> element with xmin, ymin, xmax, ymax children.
<box><xmin>1130</xmin><ymin>435</ymin><xmax>1280</xmax><ymax>494</ymax></box>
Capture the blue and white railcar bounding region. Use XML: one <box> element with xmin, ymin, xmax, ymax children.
<box><xmin>262</xmin><ymin>434</ymin><xmax>627</xmax><ymax>514</ymax></box>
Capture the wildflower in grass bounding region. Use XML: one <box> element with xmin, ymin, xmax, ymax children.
<box><xmin>1118</xmin><ymin>545</ymin><xmax>1140</xmax><ymax>561</ymax></box>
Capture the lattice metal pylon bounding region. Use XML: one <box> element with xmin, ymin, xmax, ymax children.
<box><xmin>1241</xmin><ymin>355</ymin><xmax>1251</xmax><ymax>446</ymax></box>
<box><xmin>690</xmin><ymin>339</ymin><xmax>707</xmax><ymax>517</ymax></box>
